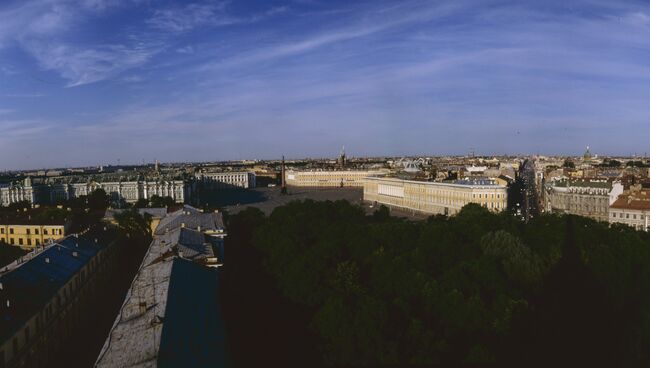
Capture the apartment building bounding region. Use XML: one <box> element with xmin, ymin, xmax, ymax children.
<box><xmin>609</xmin><ymin>189</ymin><xmax>650</xmax><ymax>231</ymax></box>
<box><xmin>544</xmin><ymin>178</ymin><xmax>623</xmax><ymax>221</ymax></box>
<box><xmin>0</xmin><ymin>229</ymin><xmax>119</xmax><ymax>368</ymax></box>
<box><xmin>0</xmin><ymin>223</ymin><xmax>67</xmax><ymax>249</ymax></box>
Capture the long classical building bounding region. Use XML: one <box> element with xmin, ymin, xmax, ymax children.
<box><xmin>95</xmin><ymin>205</ymin><xmax>227</xmax><ymax>367</ymax></box>
<box><xmin>286</xmin><ymin>170</ymin><xmax>387</xmax><ymax>188</ymax></box>
<box><xmin>196</xmin><ymin>171</ymin><xmax>256</xmax><ymax>189</ymax></box>
<box><xmin>1</xmin><ymin>178</ymin><xmax>189</xmax><ymax>207</ymax></box>
<box><xmin>544</xmin><ymin>178</ymin><xmax>623</xmax><ymax>222</ymax></box>
<box><xmin>0</xmin><ymin>228</ymin><xmax>119</xmax><ymax>368</ymax></box>
<box><xmin>364</xmin><ymin>177</ymin><xmax>508</xmax><ymax>216</ymax></box>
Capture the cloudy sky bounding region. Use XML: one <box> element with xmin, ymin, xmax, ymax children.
<box><xmin>0</xmin><ymin>0</ymin><xmax>649</xmax><ymax>169</ymax></box>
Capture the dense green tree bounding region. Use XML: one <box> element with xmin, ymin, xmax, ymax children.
<box><xmin>114</xmin><ymin>208</ymin><xmax>153</xmax><ymax>239</ymax></box>
<box><xmin>133</xmin><ymin>198</ymin><xmax>150</xmax><ymax>208</ymax></box>
<box><xmin>149</xmin><ymin>195</ymin><xmax>175</xmax><ymax>208</ymax></box>
<box><xmin>87</xmin><ymin>188</ymin><xmax>110</xmax><ymax>211</ymax></box>
<box><xmin>563</xmin><ymin>158</ymin><xmax>575</xmax><ymax>168</ymax></box>
<box><xmin>224</xmin><ymin>199</ymin><xmax>650</xmax><ymax>366</ymax></box>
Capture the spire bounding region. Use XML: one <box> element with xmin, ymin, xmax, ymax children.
<box><xmin>338</xmin><ymin>146</ymin><xmax>347</xmax><ymax>168</ymax></box>
<box><xmin>281</xmin><ymin>156</ymin><xmax>287</xmax><ymax>194</ymax></box>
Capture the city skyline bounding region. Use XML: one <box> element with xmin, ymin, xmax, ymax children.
<box><xmin>1</xmin><ymin>0</ymin><xmax>650</xmax><ymax>170</ymax></box>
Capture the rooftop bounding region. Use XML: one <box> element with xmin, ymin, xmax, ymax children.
<box><xmin>0</xmin><ymin>229</ymin><xmax>115</xmax><ymax>344</ymax></box>
<box><xmin>610</xmin><ymin>191</ymin><xmax>650</xmax><ymax>210</ymax></box>
<box><xmin>552</xmin><ymin>178</ymin><xmax>613</xmax><ymax>189</ymax></box>
<box><xmin>155</xmin><ymin>205</ymin><xmax>225</xmax><ymax>235</ymax></box>
<box><xmin>95</xmin><ymin>209</ymin><xmax>227</xmax><ymax>367</ymax></box>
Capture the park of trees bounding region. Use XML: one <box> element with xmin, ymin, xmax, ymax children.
<box><xmin>222</xmin><ymin>200</ymin><xmax>650</xmax><ymax>366</ymax></box>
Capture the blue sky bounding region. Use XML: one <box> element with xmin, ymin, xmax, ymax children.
<box><xmin>1</xmin><ymin>0</ymin><xmax>650</xmax><ymax>169</ymax></box>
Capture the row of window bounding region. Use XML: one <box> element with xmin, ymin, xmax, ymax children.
<box><xmin>0</xmin><ymin>247</ymin><xmax>111</xmax><ymax>367</ymax></box>
<box><xmin>611</xmin><ymin>212</ymin><xmax>646</xmax><ymax>220</ymax></box>
<box><xmin>0</xmin><ymin>227</ymin><xmax>62</xmax><ymax>236</ymax></box>
<box><xmin>2</xmin><ymin>237</ymin><xmax>54</xmax><ymax>246</ymax></box>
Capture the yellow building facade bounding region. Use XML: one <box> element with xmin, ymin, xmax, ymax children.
<box><xmin>0</xmin><ymin>224</ymin><xmax>66</xmax><ymax>249</ymax></box>
<box><xmin>285</xmin><ymin>170</ymin><xmax>388</xmax><ymax>188</ymax></box>
<box><xmin>364</xmin><ymin>177</ymin><xmax>508</xmax><ymax>216</ymax></box>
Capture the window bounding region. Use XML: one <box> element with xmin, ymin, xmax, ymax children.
<box><xmin>35</xmin><ymin>228</ymin><xmax>39</xmax><ymax>235</ymax></box>
<box><xmin>43</xmin><ymin>229</ymin><xmax>48</xmax><ymax>235</ymax></box>
<box><xmin>26</xmin><ymin>228</ymin><xmax>30</xmax><ymax>235</ymax></box>
<box><xmin>9</xmin><ymin>239</ymin><xmax>14</xmax><ymax>245</ymax></box>
<box><xmin>9</xmin><ymin>228</ymin><xmax>13</xmax><ymax>235</ymax></box>
<box><xmin>18</xmin><ymin>238</ymin><xmax>23</xmax><ymax>246</ymax></box>
<box><xmin>0</xmin><ymin>228</ymin><xmax>3</xmax><ymax>234</ymax></box>
<box><xmin>27</xmin><ymin>239</ymin><xmax>31</xmax><ymax>246</ymax></box>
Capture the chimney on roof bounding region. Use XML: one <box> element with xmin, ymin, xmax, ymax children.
<box><xmin>45</xmin><ymin>257</ymin><xmax>50</xmax><ymax>263</ymax></box>
<box><xmin>73</xmin><ymin>251</ymin><xmax>78</xmax><ymax>258</ymax></box>
<box><xmin>197</xmin><ymin>226</ymin><xmax>201</xmax><ymax>232</ymax></box>
<box><xmin>181</xmin><ymin>222</ymin><xmax>185</xmax><ymax>228</ymax></box>
<box><xmin>6</xmin><ymin>300</ymin><xmax>9</xmax><ymax>308</ymax></box>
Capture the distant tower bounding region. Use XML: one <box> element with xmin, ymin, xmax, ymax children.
<box><xmin>155</xmin><ymin>160</ymin><xmax>160</xmax><ymax>172</ymax></box>
<box><xmin>281</xmin><ymin>156</ymin><xmax>287</xmax><ymax>194</ymax></box>
<box><xmin>338</xmin><ymin>146</ymin><xmax>347</xmax><ymax>168</ymax></box>
<box><xmin>583</xmin><ymin>145</ymin><xmax>593</xmax><ymax>160</ymax></box>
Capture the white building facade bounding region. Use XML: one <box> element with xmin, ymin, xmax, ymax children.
<box><xmin>196</xmin><ymin>172</ymin><xmax>256</xmax><ymax>189</ymax></box>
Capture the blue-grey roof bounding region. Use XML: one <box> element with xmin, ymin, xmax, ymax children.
<box><xmin>176</xmin><ymin>227</ymin><xmax>216</xmax><ymax>260</ymax></box>
<box><xmin>155</xmin><ymin>205</ymin><xmax>224</xmax><ymax>235</ymax></box>
<box><xmin>0</xmin><ymin>231</ymin><xmax>112</xmax><ymax>344</ymax></box>
<box><xmin>157</xmin><ymin>259</ymin><xmax>228</xmax><ymax>368</ymax></box>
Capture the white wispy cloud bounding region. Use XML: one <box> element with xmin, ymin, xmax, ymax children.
<box><xmin>23</xmin><ymin>41</ymin><xmax>163</xmax><ymax>87</ymax></box>
<box><xmin>197</xmin><ymin>1</ymin><xmax>462</xmax><ymax>70</ymax></box>
<box><xmin>146</xmin><ymin>1</ymin><xmax>235</xmax><ymax>32</ymax></box>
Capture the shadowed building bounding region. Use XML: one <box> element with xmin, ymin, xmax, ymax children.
<box><xmin>0</xmin><ymin>230</ymin><xmax>119</xmax><ymax>368</ymax></box>
<box><xmin>544</xmin><ymin>178</ymin><xmax>623</xmax><ymax>221</ymax></box>
<box><xmin>95</xmin><ymin>205</ymin><xmax>227</xmax><ymax>367</ymax></box>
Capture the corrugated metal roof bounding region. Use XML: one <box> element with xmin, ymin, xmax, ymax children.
<box><xmin>155</xmin><ymin>205</ymin><xmax>224</xmax><ymax>235</ymax></box>
<box><xmin>95</xmin><ymin>208</ymin><xmax>227</xmax><ymax>368</ymax></box>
